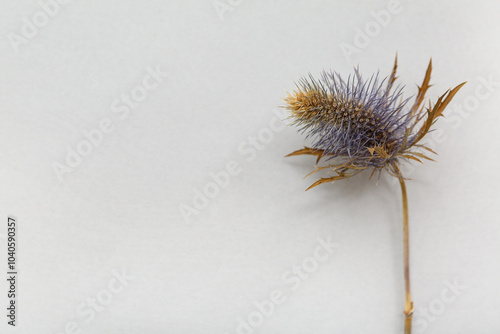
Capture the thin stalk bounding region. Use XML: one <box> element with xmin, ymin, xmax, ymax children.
<box><xmin>399</xmin><ymin>177</ymin><xmax>413</xmax><ymax>334</ymax></box>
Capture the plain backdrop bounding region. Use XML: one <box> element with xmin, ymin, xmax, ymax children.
<box><xmin>0</xmin><ymin>0</ymin><xmax>499</xmax><ymax>333</ymax></box>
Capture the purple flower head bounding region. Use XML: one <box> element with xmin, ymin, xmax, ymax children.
<box><xmin>284</xmin><ymin>57</ymin><xmax>466</xmax><ymax>190</ymax></box>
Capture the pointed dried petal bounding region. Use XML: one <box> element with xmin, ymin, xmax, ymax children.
<box><xmin>410</xmin><ymin>59</ymin><xmax>433</xmax><ymax>117</ymax></box>
<box><xmin>285</xmin><ymin>147</ymin><xmax>325</xmax><ymax>158</ymax></box>
<box><xmin>305</xmin><ymin>176</ymin><xmax>344</xmax><ymax>191</ymax></box>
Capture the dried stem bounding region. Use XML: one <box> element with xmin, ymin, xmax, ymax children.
<box><xmin>399</xmin><ymin>177</ymin><xmax>413</xmax><ymax>334</ymax></box>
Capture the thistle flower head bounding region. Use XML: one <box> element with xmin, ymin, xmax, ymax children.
<box><xmin>285</xmin><ymin>56</ymin><xmax>466</xmax><ymax>190</ymax></box>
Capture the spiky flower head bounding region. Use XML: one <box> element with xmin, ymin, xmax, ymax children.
<box><xmin>285</xmin><ymin>56</ymin><xmax>465</xmax><ymax>190</ymax></box>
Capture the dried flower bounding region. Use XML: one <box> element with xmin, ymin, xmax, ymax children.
<box><xmin>284</xmin><ymin>56</ymin><xmax>466</xmax><ymax>334</ymax></box>
<box><xmin>284</xmin><ymin>56</ymin><xmax>465</xmax><ymax>190</ymax></box>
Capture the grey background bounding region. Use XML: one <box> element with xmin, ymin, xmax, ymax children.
<box><xmin>0</xmin><ymin>0</ymin><xmax>499</xmax><ymax>333</ymax></box>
